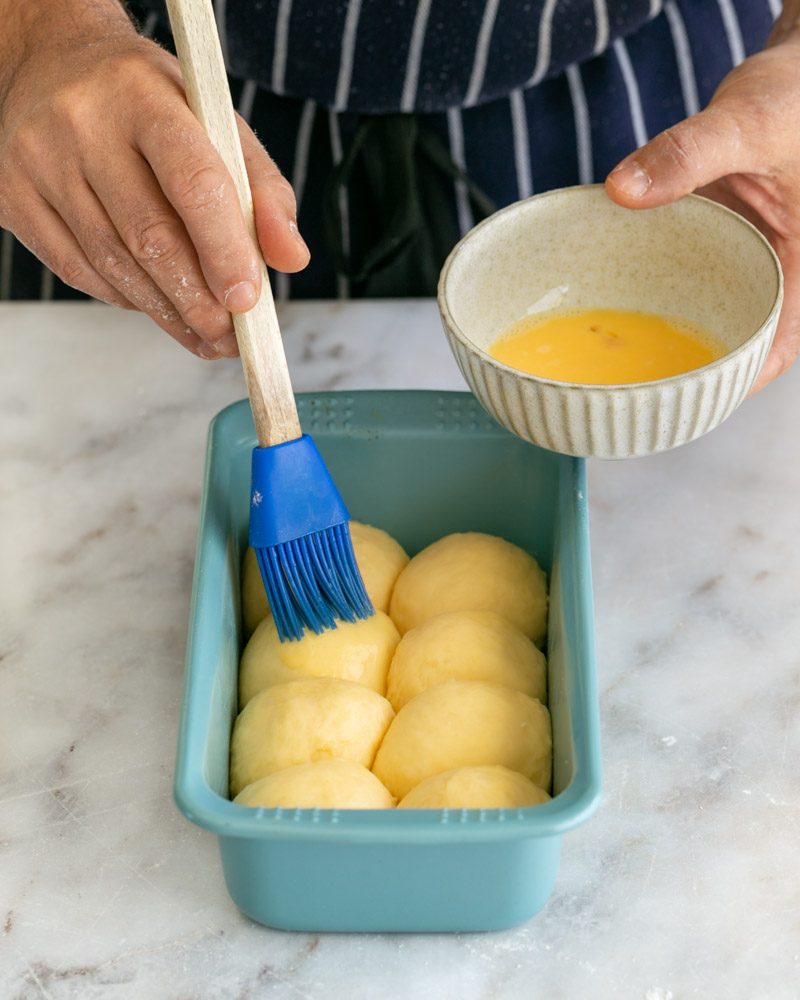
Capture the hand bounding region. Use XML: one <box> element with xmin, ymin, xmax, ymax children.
<box><xmin>605</xmin><ymin>11</ymin><xmax>800</xmax><ymax>392</ymax></box>
<box><xmin>0</xmin><ymin>0</ymin><xmax>309</xmax><ymax>359</ymax></box>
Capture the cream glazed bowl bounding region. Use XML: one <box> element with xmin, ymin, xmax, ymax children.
<box><xmin>437</xmin><ymin>185</ymin><xmax>783</xmax><ymax>459</ymax></box>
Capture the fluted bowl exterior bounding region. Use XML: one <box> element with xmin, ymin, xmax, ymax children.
<box><xmin>438</xmin><ymin>187</ymin><xmax>783</xmax><ymax>459</ymax></box>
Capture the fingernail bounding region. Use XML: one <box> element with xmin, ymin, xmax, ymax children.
<box><xmin>197</xmin><ymin>343</ymin><xmax>217</xmax><ymax>360</ymax></box>
<box><xmin>224</xmin><ymin>280</ymin><xmax>258</xmax><ymax>312</ymax></box>
<box><xmin>609</xmin><ymin>161</ymin><xmax>651</xmax><ymax>198</ymax></box>
<box><xmin>289</xmin><ymin>220</ymin><xmax>311</xmax><ymax>261</ymax></box>
<box><xmin>215</xmin><ymin>334</ymin><xmax>239</xmax><ymax>357</ymax></box>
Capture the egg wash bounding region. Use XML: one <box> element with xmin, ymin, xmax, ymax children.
<box><xmin>489</xmin><ymin>308</ymin><xmax>727</xmax><ymax>385</ymax></box>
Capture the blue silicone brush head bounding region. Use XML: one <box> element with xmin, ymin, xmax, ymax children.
<box><xmin>248</xmin><ymin>435</ymin><xmax>373</xmax><ymax>641</ymax></box>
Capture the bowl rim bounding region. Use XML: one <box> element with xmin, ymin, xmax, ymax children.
<box><xmin>437</xmin><ymin>184</ymin><xmax>784</xmax><ymax>392</ymax></box>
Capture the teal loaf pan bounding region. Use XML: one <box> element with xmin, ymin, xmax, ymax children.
<box><xmin>175</xmin><ymin>390</ymin><xmax>602</xmax><ymax>932</ymax></box>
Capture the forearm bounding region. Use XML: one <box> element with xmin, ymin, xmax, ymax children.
<box><xmin>770</xmin><ymin>0</ymin><xmax>800</xmax><ymax>46</ymax></box>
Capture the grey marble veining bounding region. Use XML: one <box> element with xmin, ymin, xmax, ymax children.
<box><xmin>1</xmin><ymin>301</ymin><xmax>799</xmax><ymax>1000</ymax></box>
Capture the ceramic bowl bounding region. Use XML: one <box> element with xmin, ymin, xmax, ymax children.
<box><xmin>437</xmin><ymin>185</ymin><xmax>783</xmax><ymax>458</ymax></box>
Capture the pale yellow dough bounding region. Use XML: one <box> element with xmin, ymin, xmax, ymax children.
<box><xmin>229</xmin><ymin>677</ymin><xmax>394</xmax><ymax>797</ymax></box>
<box><xmin>234</xmin><ymin>760</ymin><xmax>395</xmax><ymax>809</ymax></box>
<box><xmin>238</xmin><ymin>610</ymin><xmax>400</xmax><ymax>708</ymax></box>
<box><xmin>389</xmin><ymin>532</ymin><xmax>548</xmax><ymax>644</ymax></box>
<box><xmin>348</xmin><ymin>521</ymin><xmax>410</xmax><ymax>612</ymax></box>
<box><xmin>398</xmin><ymin>765</ymin><xmax>551</xmax><ymax>809</ymax></box>
<box><xmin>241</xmin><ymin>546</ymin><xmax>271</xmax><ymax>638</ymax></box>
<box><xmin>386</xmin><ymin>610</ymin><xmax>546</xmax><ymax>711</ymax></box>
<box><xmin>372</xmin><ymin>680</ymin><xmax>552</xmax><ymax>799</ymax></box>
<box><xmin>240</xmin><ymin>521</ymin><xmax>409</xmax><ymax>636</ymax></box>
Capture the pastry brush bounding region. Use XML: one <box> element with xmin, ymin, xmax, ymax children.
<box><xmin>165</xmin><ymin>0</ymin><xmax>372</xmax><ymax>640</ymax></box>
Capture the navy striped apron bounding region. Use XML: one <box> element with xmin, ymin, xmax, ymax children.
<box><xmin>0</xmin><ymin>1</ymin><xmax>777</xmax><ymax>301</ymax></box>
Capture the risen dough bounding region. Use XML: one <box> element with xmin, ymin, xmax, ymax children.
<box><xmin>240</xmin><ymin>521</ymin><xmax>409</xmax><ymax>636</ymax></box>
<box><xmin>398</xmin><ymin>765</ymin><xmax>551</xmax><ymax>809</ymax></box>
<box><xmin>386</xmin><ymin>610</ymin><xmax>546</xmax><ymax>711</ymax></box>
<box><xmin>234</xmin><ymin>760</ymin><xmax>395</xmax><ymax>809</ymax></box>
<box><xmin>241</xmin><ymin>545</ymin><xmax>271</xmax><ymax>638</ymax></box>
<box><xmin>389</xmin><ymin>532</ymin><xmax>548</xmax><ymax>644</ymax></box>
<box><xmin>372</xmin><ymin>680</ymin><xmax>551</xmax><ymax>799</ymax></box>
<box><xmin>229</xmin><ymin>678</ymin><xmax>394</xmax><ymax>797</ymax></box>
<box><xmin>349</xmin><ymin>521</ymin><xmax>410</xmax><ymax>613</ymax></box>
<box><xmin>239</xmin><ymin>610</ymin><xmax>400</xmax><ymax>708</ymax></box>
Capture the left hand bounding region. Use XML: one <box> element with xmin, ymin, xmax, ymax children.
<box><xmin>605</xmin><ymin>19</ymin><xmax>800</xmax><ymax>392</ymax></box>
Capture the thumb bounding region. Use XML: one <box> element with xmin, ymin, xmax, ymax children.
<box><xmin>605</xmin><ymin>106</ymin><xmax>749</xmax><ymax>208</ymax></box>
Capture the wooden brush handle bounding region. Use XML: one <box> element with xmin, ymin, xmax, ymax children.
<box><xmin>165</xmin><ymin>0</ymin><xmax>301</xmax><ymax>447</ymax></box>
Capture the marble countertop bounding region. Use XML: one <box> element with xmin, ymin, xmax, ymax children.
<box><xmin>2</xmin><ymin>300</ymin><xmax>799</xmax><ymax>1000</ymax></box>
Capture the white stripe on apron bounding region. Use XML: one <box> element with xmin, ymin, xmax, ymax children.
<box><xmin>271</xmin><ymin>0</ymin><xmax>294</xmax><ymax>94</ymax></box>
<box><xmin>526</xmin><ymin>0</ymin><xmax>559</xmax><ymax>87</ymax></box>
<box><xmin>447</xmin><ymin>107</ymin><xmax>475</xmax><ymax>237</ymax></box>
<box><xmin>0</xmin><ymin>230</ymin><xmax>13</xmax><ymax>300</ymax></box>
<box><xmin>613</xmin><ymin>38</ymin><xmax>649</xmax><ymax>149</ymax></box>
<box><xmin>328</xmin><ymin>112</ymin><xmax>351</xmax><ymax>299</ymax></box>
<box><xmin>238</xmin><ymin>79</ymin><xmax>258</xmax><ymax>121</ymax></box>
<box><xmin>715</xmin><ymin>0</ymin><xmax>746</xmax><ymax>65</ymax></box>
<box><xmin>664</xmin><ymin>1</ymin><xmax>700</xmax><ymax>118</ymax></box>
<box><xmin>39</xmin><ymin>264</ymin><xmax>54</xmax><ymax>302</ymax></box>
<box><xmin>566</xmin><ymin>64</ymin><xmax>594</xmax><ymax>185</ymax></box>
<box><xmin>213</xmin><ymin>0</ymin><xmax>230</xmax><ymax>68</ymax></box>
<box><xmin>593</xmin><ymin>0</ymin><xmax>610</xmax><ymax>56</ymax></box>
<box><xmin>464</xmin><ymin>0</ymin><xmax>502</xmax><ymax>108</ymax></box>
<box><xmin>401</xmin><ymin>0</ymin><xmax>434</xmax><ymax>112</ymax></box>
<box><xmin>275</xmin><ymin>99</ymin><xmax>316</xmax><ymax>302</ymax></box>
<box><xmin>334</xmin><ymin>0</ymin><xmax>364</xmax><ymax>112</ymax></box>
<box><xmin>142</xmin><ymin>11</ymin><xmax>159</xmax><ymax>38</ymax></box>
<box><xmin>509</xmin><ymin>89</ymin><xmax>533</xmax><ymax>199</ymax></box>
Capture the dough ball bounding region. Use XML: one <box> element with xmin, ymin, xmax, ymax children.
<box><xmin>234</xmin><ymin>760</ymin><xmax>395</xmax><ymax>809</ymax></box>
<box><xmin>389</xmin><ymin>532</ymin><xmax>548</xmax><ymax>645</ymax></box>
<box><xmin>239</xmin><ymin>610</ymin><xmax>400</xmax><ymax>708</ymax></box>
<box><xmin>372</xmin><ymin>680</ymin><xmax>551</xmax><ymax>800</ymax></box>
<box><xmin>240</xmin><ymin>521</ymin><xmax>409</xmax><ymax>636</ymax></box>
<box><xmin>230</xmin><ymin>678</ymin><xmax>394</xmax><ymax>797</ymax></box>
<box><xmin>386</xmin><ymin>610</ymin><xmax>546</xmax><ymax>711</ymax></box>
<box><xmin>398</xmin><ymin>765</ymin><xmax>551</xmax><ymax>809</ymax></box>
<box><xmin>349</xmin><ymin>521</ymin><xmax>410</xmax><ymax>613</ymax></box>
<box><xmin>241</xmin><ymin>545</ymin><xmax>271</xmax><ymax>638</ymax></box>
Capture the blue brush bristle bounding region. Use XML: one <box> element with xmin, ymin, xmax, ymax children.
<box><xmin>255</xmin><ymin>523</ymin><xmax>373</xmax><ymax>641</ymax></box>
<box><xmin>248</xmin><ymin>435</ymin><xmax>374</xmax><ymax>641</ymax></box>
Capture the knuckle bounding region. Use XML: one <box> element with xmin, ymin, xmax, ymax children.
<box><xmin>174</xmin><ymin>161</ymin><xmax>229</xmax><ymax>212</ymax></box>
<box><xmin>659</xmin><ymin>125</ymin><xmax>703</xmax><ymax>172</ymax></box>
<box><xmin>7</xmin><ymin>123</ymin><xmax>41</xmax><ymax>162</ymax></box>
<box><xmin>88</xmin><ymin>236</ymin><xmax>129</xmax><ymax>280</ymax></box>
<box><xmin>51</xmin><ymin>84</ymin><xmax>95</xmax><ymax>130</ymax></box>
<box><xmin>127</xmin><ymin>217</ymin><xmax>182</xmax><ymax>267</ymax></box>
<box><xmin>263</xmin><ymin>172</ymin><xmax>296</xmax><ymax>210</ymax></box>
<box><xmin>57</xmin><ymin>256</ymin><xmax>90</xmax><ymax>290</ymax></box>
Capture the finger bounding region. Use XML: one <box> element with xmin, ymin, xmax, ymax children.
<box><xmin>4</xmin><ymin>186</ymin><xmax>136</xmax><ymax>309</ymax></box>
<box><xmin>10</xmin><ymin>188</ymin><xmax>221</xmax><ymax>359</ymax></box>
<box><xmin>238</xmin><ymin>119</ymin><xmax>310</xmax><ymax>273</ymax></box>
<box><xmin>39</xmin><ymin>169</ymin><xmax>232</xmax><ymax>355</ymax></box>
<box><xmin>750</xmin><ymin>240</ymin><xmax>800</xmax><ymax>393</ymax></box>
<box><xmin>86</xmin><ymin>146</ymin><xmax>236</xmax><ymax>347</ymax></box>
<box><xmin>605</xmin><ymin>106</ymin><xmax>752</xmax><ymax>208</ymax></box>
<box><xmin>135</xmin><ymin>103</ymin><xmax>263</xmax><ymax>313</ymax></box>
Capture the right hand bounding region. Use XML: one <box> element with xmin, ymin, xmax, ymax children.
<box><xmin>0</xmin><ymin>0</ymin><xmax>309</xmax><ymax>359</ymax></box>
